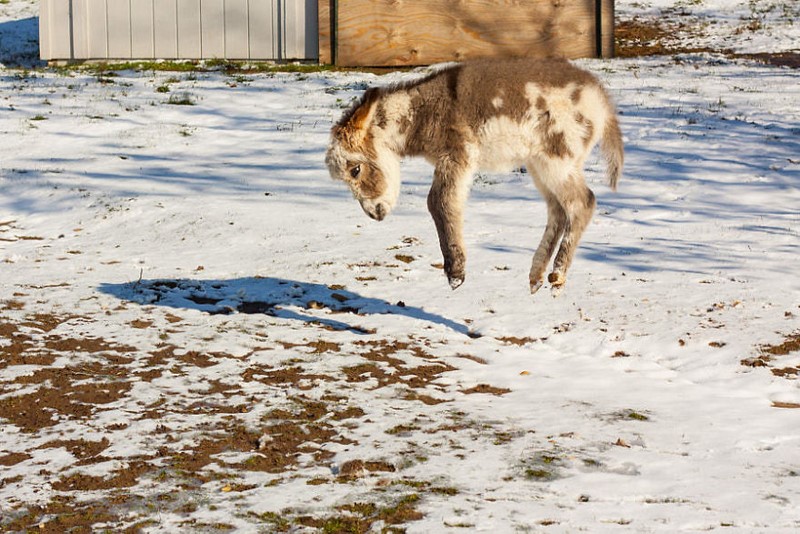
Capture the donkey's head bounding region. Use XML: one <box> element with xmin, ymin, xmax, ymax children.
<box><xmin>326</xmin><ymin>88</ymin><xmax>401</xmax><ymax>222</ymax></box>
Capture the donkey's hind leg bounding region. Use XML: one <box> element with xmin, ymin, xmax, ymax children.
<box><xmin>548</xmin><ymin>171</ymin><xmax>596</xmax><ymax>294</ymax></box>
<box><xmin>529</xmin><ymin>178</ymin><xmax>567</xmax><ymax>294</ymax></box>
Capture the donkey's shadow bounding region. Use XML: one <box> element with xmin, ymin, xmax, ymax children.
<box><xmin>98</xmin><ymin>277</ymin><xmax>469</xmax><ymax>335</ymax></box>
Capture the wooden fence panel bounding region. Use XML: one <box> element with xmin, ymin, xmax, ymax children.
<box><xmin>331</xmin><ymin>0</ymin><xmax>614</xmax><ymax>67</ymax></box>
<box><xmin>600</xmin><ymin>0</ymin><xmax>615</xmax><ymax>58</ymax></box>
<box><xmin>318</xmin><ymin>0</ymin><xmax>331</xmax><ymax>64</ymax></box>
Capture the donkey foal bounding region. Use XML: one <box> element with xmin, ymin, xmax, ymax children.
<box><xmin>326</xmin><ymin>58</ymin><xmax>623</xmax><ymax>294</ymax></box>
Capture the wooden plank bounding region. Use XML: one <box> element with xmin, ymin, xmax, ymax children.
<box><xmin>601</xmin><ymin>0</ymin><xmax>615</xmax><ymax>58</ymax></box>
<box><xmin>249</xmin><ymin>0</ymin><xmax>278</xmax><ymax>59</ymax></box>
<box><xmin>200</xmin><ymin>0</ymin><xmax>225</xmax><ymax>58</ymax></box>
<box><xmin>154</xmin><ymin>0</ymin><xmax>179</xmax><ymax>58</ymax></box>
<box><xmin>318</xmin><ymin>0</ymin><xmax>331</xmax><ymax>64</ymax></box>
<box><xmin>85</xmin><ymin>0</ymin><xmax>108</xmax><ymax>59</ymax></box>
<box><xmin>225</xmin><ymin>0</ymin><xmax>250</xmax><ymax>58</ymax></box>
<box><xmin>107</xmin><ymin>0</ymin><xmax>132</xmax><ymax>58</ymax></box>
<box><xmin>335</xmin><ymin>0</ymin><xmax>597</xmax><ymax>67</ymax></box>
<box><xmin>130</xmin><ymin>0</ymin><xmax>155</xmax><ymax>58</ymax></box>
<box><xmin>176</xmin><ymin>0</ymin><xmax>202</xmax><ymax>59</ymax></box>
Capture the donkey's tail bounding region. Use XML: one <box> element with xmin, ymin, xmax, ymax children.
<box><xmin>601</xmin><ymin>112</ymin><xmax>624</xmax><ymax>191</ymax></box>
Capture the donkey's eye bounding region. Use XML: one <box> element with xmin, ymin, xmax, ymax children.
<box><xmin>350</xmin><ymin>165</ymin><xmax>361</xmax><ymax>179</ymax></box>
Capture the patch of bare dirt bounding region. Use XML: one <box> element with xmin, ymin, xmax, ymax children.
<box><xmin>741</xmin><ymin>332</ymin><xmax>800</xmax><ymax>380</ymax></box>
<box><xmin>296</xmin><ymin>493</ymin><xmax>423</xmax><ymax>533</ymax></box>
<box><xmin>615</xmin><ymin>16</ymin><xmax>800</xmax><ymax>69</ymax></box>
<box><xmin>496</xmin><ymin>336</ymin><xmax>542</xmax><ymax>346</ymax></box>
<box><xmin>280</xmin><ymin>339</ymin><xmax>342</xmax><ymax>354</ymax></box>
<box><xmin>341</xmin><ymin>339</ymin><xmax>456</xmax><ymax>394</ymax></box>
<box><xmin>1</xmin><ymin>299</ymin><xmax>26</xmax><ymax>311</ymax></box>
<box><xmin>0</xmin><ymin>302</ymin><xmax>506</xmax><ymax>532</ymax></box>
<box><xmin>616</xmin><ymin>17</ymin><xmax>715</xmax><ymax>58</ymax></box>
<box><xmin>242</xmin><ymin>364</ymin><xmax>336</xmax><ymax>388</ymax></box>
<box><xmin>38</xmin><ymin>438</ymin><xmax>111</xmax><ymax>463</ymax></box>
<box><xmin>3</xmin><ymin>496</ymin><xmax>127</xmax><ymax>534</ymax></box>
<box><xmin>51</xmin><ymin>460</ymin><xmax>153</xmax><ymax>491</ymax></box>
<box><xmin>403</xmin><ymin>390</ymin><xmax>449</xmax><ymax>405</ymax></box>
<box><xmin>135</xmin><ymin>344</ymin><xmax>228</xmax><ymax>380</ymax></box>
<box><xmin>0</xmin><ymin>452</ymin><xmax>31</xmax><ymax>466</ymax></box>
<box><xmin>338</xmin><ymin>458</ymin><xmax>396</xmax><ymax>478</ymax></box>
<box><xmin>760</xmin><ymin>333</ymin><xmax>800</xmax><ymax>356</ymax></box>
<box><xmin>461</xmin><ymin>384</ymin><xmax>512</xmax><ymax>396</ymax></box>
<box><xmin>18</xmin><ymin>313</ymin><xmax>76</xmax><ymax>333</ymax></box>
<box><xmin>742</xmin><ymin>51</ymin><xmax>800</xmax><ymax>68</ymax></box>
<box><xmin>0</xmin><ymin>382</ymin><xmax>128</xmax><ymax>432</ymax></box>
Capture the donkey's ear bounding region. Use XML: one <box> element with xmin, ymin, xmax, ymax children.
<box><xmin>332</xmin><ymin>87</ymin><xmax>381</xmax><ymax>143</ymax></box>
<box><xmin>335</xmin><ymin>87</ymin><xmax>379</xmax><ymax>139</ymax></box>
<box><xmin>350</xmin><ymin>87</ymin><xmax>380</xmax><ymax>131</ymax></box>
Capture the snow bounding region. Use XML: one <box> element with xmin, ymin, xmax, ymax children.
<box><xmin>1</xmin><ymin>1</ymin><xmax>799</xmax><ymax>533</ymax></box>
<box><xmin>622</xmin><ymin>0</ymin><xmax>800</xmax><ymax>54</ymax></box>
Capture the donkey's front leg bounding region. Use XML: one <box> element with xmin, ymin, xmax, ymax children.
<box><xmin>427</xmin><ymin>158</ymin><xmax>474</xmax><ymax>289</ymax></box>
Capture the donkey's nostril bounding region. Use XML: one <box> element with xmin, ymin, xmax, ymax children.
<box><xmin>374</xmin><ymin>204</ymin><xmax>386</xmax><ymax>221</ymax></box>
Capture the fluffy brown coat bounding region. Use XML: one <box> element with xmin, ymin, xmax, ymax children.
<box><xmin>326</xmin><ymin>58</ymin><xmax>623</xmax><ymax>294</ymax></box>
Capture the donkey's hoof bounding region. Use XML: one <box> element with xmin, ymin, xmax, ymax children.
<box><xmin>448</xmin><ymin>276</ymin><xmax>465</xmax><ymax>290</ymax></box>
<box><xmin>530</xmin><ymin>279</ymin><xmax>544</xmax><ymax>295</ymax></box>
<box><xmin>548</xmin><ymin>271</ymin><xmax>566</xmax><ymax>297</ymax></box>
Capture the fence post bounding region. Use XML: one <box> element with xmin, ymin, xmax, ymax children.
<box><xmin>599</xmin><ymin>0</ymin><xmax>615</xmax><ymax>58</ymax></box>
<box><xmin>317</xmin><ymin>0</ymin><xmax>333</xmax><ymax>64</ymax></box>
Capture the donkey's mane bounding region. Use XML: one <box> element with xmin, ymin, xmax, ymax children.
<box><xmin>334</xmin><ymin>64</ymin><xmax>461</xmax><ymax>129</ymax></box>
<box><xmin>384</xmin><ymin>63</ymin><xmax>462</xmax><ymax>94</ymax></box>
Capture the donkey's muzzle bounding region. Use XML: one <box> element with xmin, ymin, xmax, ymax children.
<box><xmin>362</xmin><ymin>201</ymin><xmax>387</xmax><ymax>221</ymax></box>
<box><xmin>373</xmin><ymin>203</ymin><xmax>387</xmax><ymax>221</ymax></box>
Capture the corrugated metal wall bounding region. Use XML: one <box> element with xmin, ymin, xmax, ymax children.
<box><xmin>39</xmin><ymin>0</ymin><xmax>319</xmax><ymax>61</ymax></box>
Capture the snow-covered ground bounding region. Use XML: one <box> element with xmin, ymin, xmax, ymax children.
<box><xmin>621</xmin><ymin>0</ymin><xmax>800</xmax><ymax>55</ymax></box>
<box><xmin>1</xmin><ymin>1</ymin><xmax>799</xmax><ymax>532</ymax></box>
